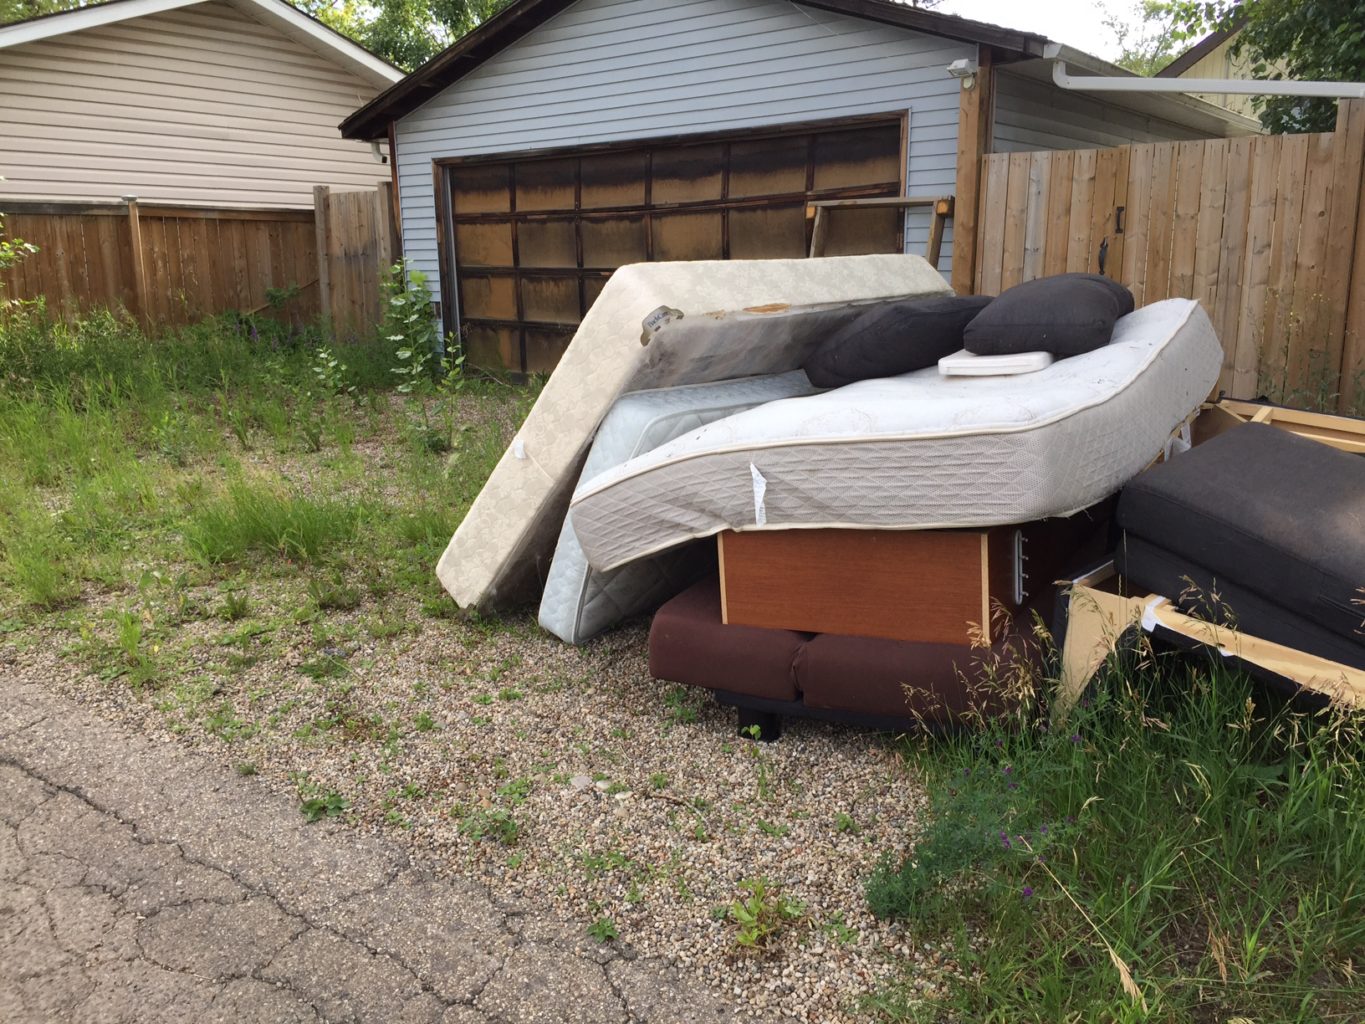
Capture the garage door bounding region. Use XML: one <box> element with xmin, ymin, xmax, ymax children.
<box><xmin>441</xmin><ymin>117</ymin><xmax>906</xmax><ymax>374</ymax></box>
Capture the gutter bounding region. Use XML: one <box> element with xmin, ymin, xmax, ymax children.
<box><xmin>1046</xmin><ymin>43</ymin><xmax>1365</xmax><ymax>100</ymax></box>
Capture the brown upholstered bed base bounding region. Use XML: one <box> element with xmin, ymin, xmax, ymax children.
<box><xmin>649</xmin><ymin>574</ymin><xmax>1036</xmax><ymax>740</ymax></box>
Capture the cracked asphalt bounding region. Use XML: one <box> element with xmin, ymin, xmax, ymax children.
<box><xmin>0</xmin><ymin>677</ymin><xmax>775</xmax><ymax>1023</ymax></box>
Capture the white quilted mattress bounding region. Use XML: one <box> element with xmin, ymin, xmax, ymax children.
<box><xmin>538</xmin><ymin>371</ymin><xmax>817</xmax><ymax>644</ymax></box>
<box><xmin>436</xmin><ymin>255</ymin><xmax>951</xmax><ymax>611</ymax></box>
<box><xmin>570</xmin><ymin>298</ymin><xmax>1224</xmax><ymax>572</ymax></box>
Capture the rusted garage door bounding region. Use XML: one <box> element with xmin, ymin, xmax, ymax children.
<box><xmin>441</xmin><ymin>117</ymin><xmax>905</xmax><ymax>374</ymax></box>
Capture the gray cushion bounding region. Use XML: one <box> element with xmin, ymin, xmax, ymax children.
<box><xmin>804</xmin><ymin>294</ymin><xmax>993</xmax><ymax>388</ymax></box>
<box><xmin>964</xmin><ymin>274</ymin><xmax>1135</xmax><ymax>357</ymax></box>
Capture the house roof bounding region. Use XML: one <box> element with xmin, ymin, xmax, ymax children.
<box><xmin>1156</xmin><ymin>18</ymin><xmax>1245</xmax><ymax>79</ymax></box>
<box><xmin>0</xmin><ymin>0</ymin><xmax>403</xmax><ymax>87</ymax></box>
<box><xmin>339</xmin><ymin>0</ymin><xmax>1053</xmax><ymax>141</ymax></box>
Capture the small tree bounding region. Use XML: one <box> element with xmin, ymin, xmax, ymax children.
<box><xmin>0</xmin><ymin>180</ymin><xmax>39</xmax><ymax>305</ymax></box>
<box><xmin>1161</xmin><ymin>0</ymin><xmax>1365</xmax><ymax>133</ymax></box>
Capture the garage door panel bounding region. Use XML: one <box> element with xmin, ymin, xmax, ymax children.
<box><xmin>652</xmin><ymin>143</ymin><xmax>726</xmax><ymax>204</ymax></box>
<box><xmin>455</xmin><ymin>221</ymin><xmax>514</xmax><ymax>267</ymax></box>
<box><xmin>516</xmin><ymin>157</ymin><xmax>577</xmax><ymax>211</ymax></box>
<box><xmin>581</xmin><ymin>216</ymin><xmax>648</xmax><ymax>267</ymax></box>
<box><xmin>459</xmin><ymin>272</ymin><xmax>518</xmax><ymax>320</ymax></box>
<box><xmin>446</xmin><ymin>118</ymin><xmax>905</xmax><ymax>374</ymax></box>
<box><xmin>581</xmin><ymin>152</ymin><xmax>649</xmax><ymax>209</ymax></box>
<box><xmin>525</xmin><ymin>327</ymin><xmax>575</xmax><ymax>374</ymax></box>
<box><xmin>729</xmin><ymin>204</ymin><xmax>807</xmax><ymax>259</ymax></box>
<box><xmin>813</xmin><ymin>124</ymin><xmax>903</xmax><ymax>191</ymax></box>
<box><xmin>582</xmin><ymin>274</ymin><xmax>608</xmax><ymax>312</ymax></box>
<box><xmin>653</xmin><ymin>211</ymin><xmax>724</xmax><ymax>261</ymax></box>
<box><xmin>520</xmin><ymin>275</ymin><xmax>580</xmax><ymax>324</ymax></box>
<box><xmin>729</xmin><ymin>135</ymin><xmax>808</xmax><ymax>198</ymax></box>
<box><xmin>463</xmin><ymin>323</ymin><xmax>519</xmax><ymax>370</ymax></box>
<box><xmin>519</xmin><ymin>218</ymin><xmax>578</xmax><ymax>268</ymax></box>
<box><xmin>823</xmin><ymin>207</ymin><xmax>903</xmax><ymax>257</ymax></box>
<box><xmin>449</xmin><ymin>164</ymin><xmax>511</xmax><ymax>214</ymax></box>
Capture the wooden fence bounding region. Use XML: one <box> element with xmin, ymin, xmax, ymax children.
<box><xmin>0</xmin><ymin>201</ymin><xmax>320</xmax><ymax>327</ymax></box>
<box><xmin>314</xmin><ymin>183</ymin><xmax>399</xmax><ymax>340</ymax></box>
<box><xmin>972</xmin><ymin>99</ymin><xmax>1365</xmax><ymax>413</ymax></box>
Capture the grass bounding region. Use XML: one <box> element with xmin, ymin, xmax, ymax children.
<box><xmin>0</xmin><ymin>301</ymin><xmax>527</xmax><ymax>627</ymax></box>
<box><xmin>864</xmin><ymin>643</ymin><xmax>1365</xmax><ymax>1023</ymax></box>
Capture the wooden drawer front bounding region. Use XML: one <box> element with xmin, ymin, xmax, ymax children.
<box><xmin>718</xmin><ymin>528</ymin><xmax>995</xmax><ymax>645</ymax></box>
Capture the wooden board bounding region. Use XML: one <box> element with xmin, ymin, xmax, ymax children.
<box><xmin>718</xmin><ymin>527</ymin><xmax>1000</xmax><ymax>645</ymax></box>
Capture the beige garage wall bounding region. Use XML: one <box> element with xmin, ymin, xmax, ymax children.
<box><xmin>0</xmin><ymin>0</ymin><xmax>389</xmax><ymax>208</ymax></box>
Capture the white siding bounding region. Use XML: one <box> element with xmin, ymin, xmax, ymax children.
<box><xmin>992</xmin><ymin>69</ymin><xmax>1205</xmax><ymax>152</ymax></box>
<box><xmin>0</xmin><ymin>0</ymin><xmax>388</xmax><ymax>207</ymax></box>
<box><xmin>394</xmin><ymin>0</ymin><xmax>974</xmax><ymax>309</ymax></box>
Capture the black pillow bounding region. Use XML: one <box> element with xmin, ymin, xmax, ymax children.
<box><xmin>963</xmin><ymin>274</ymin><xmax>1135</xmax><ymax>357</ymax></box>
<box><xmin>804</xmin><ymin>294</ymin><xmax>994</xmax><ymax>388</ymax></box>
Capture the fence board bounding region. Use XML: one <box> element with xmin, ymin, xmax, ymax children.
<box><xmin>0</xmin><ymin>200</ymin><xmax>320</xmax><ymax>327</ymax></box>
<box><xmin>969</xmin><ymin>106</ymin><xmax>1365</xmax><ymax>413</ymax></box>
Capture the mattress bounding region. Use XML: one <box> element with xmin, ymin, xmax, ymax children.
<box><xmin>436</xmin><ymin>255</ymin><xmax>951</xmax><ymax>611</ymax></box>
<box><xmin>571</xmin><ymin>298</ymin><xmax>1222</xmax><ymax>572</ymax></box>
<box><xmin>539</xmin><ymin>371</ymin><xmax>817</xmax><ymax>644</ymax></box>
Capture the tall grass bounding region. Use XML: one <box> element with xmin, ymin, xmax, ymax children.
<box><xmin>866</xmin><ymin>647</ymin><xmax>1364</xmax><ymax>1022</ymax></box>
<box><xmin>183</xmin><ymin>477</ymin><xmax>366</xmax><ymax>566</ymax></box>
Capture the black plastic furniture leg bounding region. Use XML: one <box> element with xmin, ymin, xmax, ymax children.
<box><xmin>737</xmin><ymin>707</ymin><xmax>782</xmax><ymax>743</ymax></box>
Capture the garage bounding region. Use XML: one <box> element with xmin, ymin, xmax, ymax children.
<box><xmin>440</xmin><ymin>117</ymin><xmax>906</xmax><ymax>373</ymax></box>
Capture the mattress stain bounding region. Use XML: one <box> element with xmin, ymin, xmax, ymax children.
<box><xmin>743</xmin><ymin>303</ymin><xmax>791</xmax><ymax>314</ymax></box>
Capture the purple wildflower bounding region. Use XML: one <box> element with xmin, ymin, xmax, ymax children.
<box><xmin>1070</xmin><ymin>733</ymin><xmax>1082</xmax><ymax>745</ymax></box>
<box><xmin>1022</xmin><ymin>886</ymin><xmax>1034</xmax><ymax>899</ymax></box>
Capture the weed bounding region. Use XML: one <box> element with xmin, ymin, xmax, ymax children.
<box><xmin>726</xmin><ymin>879</ymin><xmax>805</xmax><ymax>950</ymax></box>
<box><xmin>587</xmin><ymin>917</ymin><xmax>619</xmax><ymax>943</ymax></box>
<box><xmin>649</xmin><ymin>772</ymin><xmax>670</xmax><ymax>791</ymax></box>
<box><xmin>183</xmin><ymin>477</ymin><xmax>364</xmax><ymax>566</ymax></box>
<box><xmin>235</xmin><ymin>762</ymin><xmax>258</xmax><ymax>776</ymax></box>
<box><xmin>755</xmin><ymin>819</ymin><xmax>789</xmax><ymax>838</ymax></box>
<box><xmin>218</xmin><ymin>589</ymin><xmax>251</xmax><ymax>622</ymax></box>
<box><xmin>821</xmin><ymin>913</ymin><xmax>859</xmax><ymax>947</ymax></box>
<box><xmin>413</xmin><ymin>711</ymin><xmax>438</xmax><ymax>732</ymax></box>
<box><xmin>834</xmin><ymin>812</ymin><xmax>860</xmax><ymax>836</ymax></box>
<box><xmin>662</xmin><ymin>685</ymin><xmax>699</xmax><ymax>728</ymax></box>
<box><xmin>307</xmin><ymin>572</ymin><xmax>362</xmax><ymax>611</ymax></box>
<box><xmin>300</xmin><ymin>791</ymin><xmax>349</xmax><ymax>824</ymax></box>
<box><xmin>460</xmin><ymin>808</ymin><xmax>519</xmax><ymax>846</ymax></box>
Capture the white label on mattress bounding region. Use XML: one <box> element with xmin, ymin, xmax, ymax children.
<box><xmin>750</xmin><ymin>463</ymin><xmax>768</xmax><ymax>526</ymax></box>
<box><xmin>513</xmin><ymin>439</ymin><xmax>526</xmax><ymax>460</ymax></box>
<box><xmin>1140</xmin><ymin>597</ymin><xmax>1166</xmax><ymax>632</ymax></box>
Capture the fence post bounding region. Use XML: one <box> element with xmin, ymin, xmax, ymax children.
<box><xmin>313</xmin><ymin>185</ymin><xmax>331</xmax><ymax>325</ymax></box>
<box><xmin>123</xmin><ymin>196</ymin><xmax>149</xmax><ymax>327</ymax></box>
<box><xmin>1334</xmin><ymin>99</ymin><xmax>1365</xmax><ymax>413</ymax></box>
<box><xmin>951</xmin><ymin>46</ymin><xmax>994</xmax><ymax>295</ymax></box>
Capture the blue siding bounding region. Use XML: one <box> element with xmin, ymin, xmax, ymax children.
<box><xmin>992</xmin><ymin>69</ymin><xmax>1205</xmax><ymax>152</ymax></box>
<box><xmin>393</xmin><ymin>0</ymin><xmax>974</xmax><ymax>310</ymax></box>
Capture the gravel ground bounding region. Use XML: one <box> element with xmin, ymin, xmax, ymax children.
<box><xmin>5</xmin><ymin>595</ymin><xmax>948</xmax><ymax>1022</ymax></box>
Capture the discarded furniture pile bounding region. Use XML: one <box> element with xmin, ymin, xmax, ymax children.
<box><xmin>438</xmin><ymin>255</ymin><xmax>1365</xmax><ymax>737</ymax></box>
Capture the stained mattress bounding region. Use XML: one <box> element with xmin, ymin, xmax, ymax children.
<box><xmin>571</xmin><ymin>298</ymin><xmax>1223</xmax><ymax>572</ymax></box>
<box><xmin>539</xmin><ymin>371</ymin><xmax>816</xmax><ymax>644</ymax></box>
<box><xmin>436</xmin><ymin>255</ymin><xmax>951</xmax><ymax>611</ymax></box>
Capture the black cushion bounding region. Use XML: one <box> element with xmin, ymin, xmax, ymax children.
<box><xmin>1117</xmin><ymin>423</ymin><xmax>1365</xmax><ymax>646</ymax></box>
<box><xmin>963</xmin><ymin>273</ymin><xmax>1135</xmax><ymax>357</ymax></box>
<box><xmin>803</xmin><ymin>294</ymin><xmax>993</xmax><ymax>388</ymax></box>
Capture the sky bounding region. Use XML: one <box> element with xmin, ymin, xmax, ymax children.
<box><xmin>933</xmin><ymin>0</ymin><xmax>1133</xmax><ymax>61</ymax></box>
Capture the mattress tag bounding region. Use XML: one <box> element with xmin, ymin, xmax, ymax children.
<box><xmin>1140</xmin><ymin>596</ymin><xmax>1165</xmax><ymax>632</ymax></box>
<box><xmin>640</xmin><ymin>306</ymin><xmax>684</xmax><ymax>345</ymax></box>
<box><xmin>750</xmin><ymin>463</ymin><xmax>767</xmax><ymax>527</ymax></box>
<box><xmin>512</xmin><ymin>439</ymin><xmax>526</xmax><ymax>460</ymax></box>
